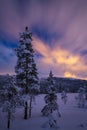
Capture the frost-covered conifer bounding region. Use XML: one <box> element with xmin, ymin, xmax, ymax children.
<box><xmin>0</xmin><ymin>75</ymin><xmax>20</xmax><ymax>129</ymax></box>
<box><xmin>15</xmin><ymin>27</ymin><xmax>39</xmax><ymax>119</ymax></box>
<box><xmin>41</xmin><ymin>71</ymin><xmax>61</xmax><ymax>117</ymax></box>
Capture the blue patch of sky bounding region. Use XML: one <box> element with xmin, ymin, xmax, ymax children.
<box><xmin>0</xmin><ymin>31</ymin><xmax>17</xmax><ymax>48</ymax></box>
<box><xmin>80</xmin><ymin>50</ymin><xmax>87</xmax><ymax>56</ymax></box>
<box><xmin>0</xmin><ymin>33</ymin><xmax>17</xmax><ymax>62</ymax></box>
<box><xmin>0</xmin><ymin>40</ymin><xmax>17</xmax><ymax>48</ymax></box>
<box><xmin>0</xmin><ymin>49</ymin><xmax>11</xmax><ymax>62</ymax></box>
<box><xmin>0</xmin><ymin>55</ymin><xmax>8</xmax><ymax>62</ymax></box>
<box><xmin>0</xmin><ymin>51</ymin><xmax>16</xmax><ymax>64</ymax></box>
<box><xmin>31</xmin><ymin>24</ymin><xmax>63</xmax><ymax>46</ymax></box>
<box><xmin>0</xmin><ymin>47</ymin><xmax>15</xmax><ymax>62</ymax></box>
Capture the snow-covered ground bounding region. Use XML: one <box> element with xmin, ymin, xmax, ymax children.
<box><xmin>0</xmin><ymin>93</ymin><xmax>87</xmax><ymax>130</ymax></box>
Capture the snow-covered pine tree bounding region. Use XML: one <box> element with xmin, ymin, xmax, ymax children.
<box><xmin>61</xmin><ymin>89</ymin><xmax>67</xmax><ymax>104</ymax></box>
<box><xmin>15</xmin><ymin>27</ymin><xmax>39</xmax><ymax>119</ymax></box>
<box><xmin>41</xmin><ymin>71</ymin><xmax>60</xmax><ymax>116</ymax></box>
<box><xmin>0</xmin><ymin>75</ymin><xmax>20</xmax><ymax>129</ymax></box>
<box><xmin>77</xmin><ymin>87</ymin><xmax>86</xmax><ymax>108</ymax></box>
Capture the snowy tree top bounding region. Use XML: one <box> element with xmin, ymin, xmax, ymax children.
<box><xmin>19</xmin><ymin>27</ymin><xmax>32</xmax><ymax>42</ymax></box>
<box><xmin>46</xmin><ymin>71</ymin><xmax>56</xmax><ymax>94</ymax></box>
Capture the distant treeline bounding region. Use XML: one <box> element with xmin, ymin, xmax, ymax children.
<box><xmin>40</xmin><ymin>77</ymin><xmax>87</xmax><ymax>93</ymax></box>
<box><xmin>0</xmin><ymin>75</ymin><xmax>87</xmax><ymax>93</ymax></box>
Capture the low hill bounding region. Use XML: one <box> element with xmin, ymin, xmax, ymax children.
<box><xmin>40</xmin><ymin>77</ymin><xmax>87</xmax><ymax>93</ymax></box>
<box><xmin>0</xmin><ymin>75</ymin><xmax>87</xmax><ymax>93</ymax></box>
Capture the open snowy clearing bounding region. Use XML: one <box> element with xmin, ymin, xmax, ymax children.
<box><xmin>0</xmin><ymin>93</ymin><xmax>87</xmax><ymax>130</ymax></box>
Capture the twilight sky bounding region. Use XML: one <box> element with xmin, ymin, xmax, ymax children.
<box><xmin>0</xmin><ymin>0</ymin><xmax>87</xmax><ymax>79</ymax></box>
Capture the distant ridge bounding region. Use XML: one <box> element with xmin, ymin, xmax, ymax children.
<box><xmin>0</xmin><ymin>75</ymin><xmax>87</xmax><ymax>93</ymax></box>
<box><xmin>40</xmin><ymin>76</ymin><xmax>87</xmax><ymax>93</ymax></box>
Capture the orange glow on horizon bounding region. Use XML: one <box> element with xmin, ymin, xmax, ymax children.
<box><xmin>33</xmin><ymin>37</ymin><xmax>87</xmax><ymax>80</ymax></box>
<box><xmin>64</xmin><ymin>71</ymin><xmax>77</xmax><ymax>78</ymax></box>
<box><xmin>64</xmin><ymin>71</ymin><xmax>87</xmax><ymax>81</ymax></box>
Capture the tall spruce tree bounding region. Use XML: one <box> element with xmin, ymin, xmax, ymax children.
<box><xmin>15</xmin><ymin>27</ymin><xmax>39</xmax><ymax>119</ymax></box>
<box><xmin>41</xmin><ymin>71</ymin><xmax>60</xmax><ymax>116</ymax></box>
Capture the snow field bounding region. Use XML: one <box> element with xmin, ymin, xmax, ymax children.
<box><xmin>0</xmin><ymin>93</ymin><xmax>87</xmax><ymax>130</ymax></box>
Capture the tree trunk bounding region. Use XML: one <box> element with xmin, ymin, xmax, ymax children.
<box><xmin>51</xmin><ymin>108</ymin><xmax>53</xmax><ymax>113</ymax></box>
<box><xmin>24</xmin><ymin>101</ymin><xmax>28</xmax><ymax>119</ymax></box>
<box><xmin>7</xmin><ymin>111</ymin><xmax>11</xmax><ymax>129</ymax></box>
<box><xmin>85</xmin><ymin>93</ymin><xmax>87</xmax><ymax>100</ymax></box>
<box><xmin>29</xmin><ymin>95</ymin><xmax>32</xmax><ymax>118</ymax></box>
